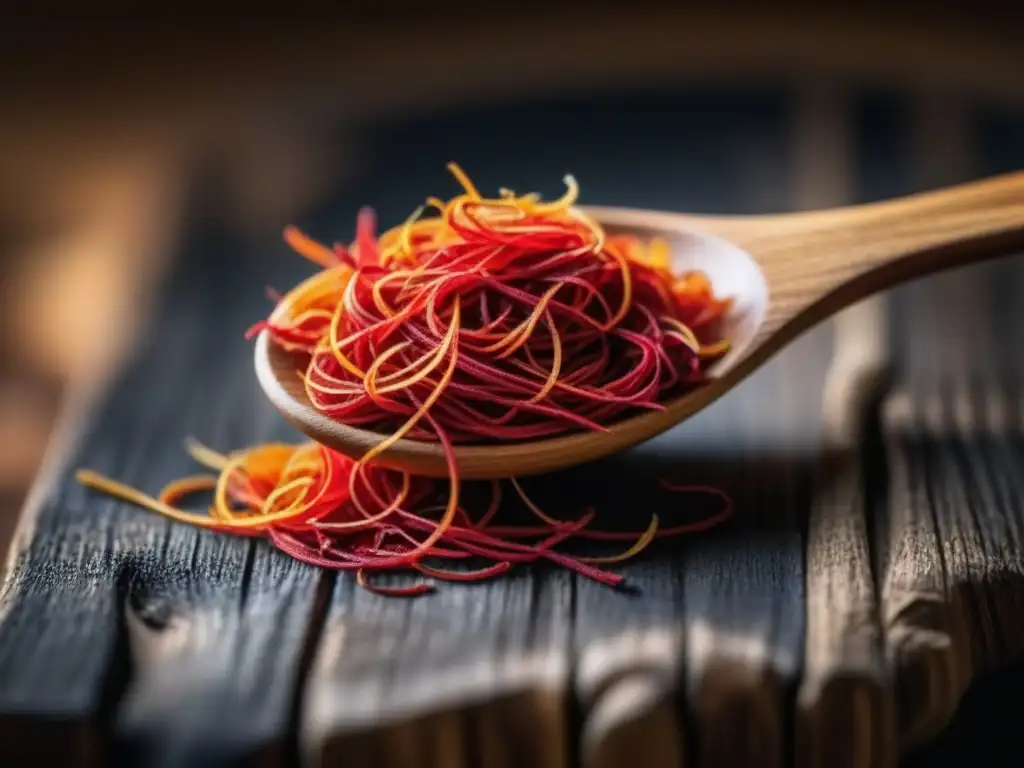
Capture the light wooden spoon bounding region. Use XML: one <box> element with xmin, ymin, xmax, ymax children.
<box><xmin>255</xmin><ymin>170</ymin><xmax>1024</xmax><ymax>479</ymax></box>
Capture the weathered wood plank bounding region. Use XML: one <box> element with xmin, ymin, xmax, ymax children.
<box><xmin>304</xmin><ymin>568</ymin><xmax>572</xmax><ymax>768</ymax></box>
<box><xmin>106</xmin><ymin>225</ymin><xmax>331</xmax><ymax>767</ymax></box>
<box><xmin>681</xmin><ymin>338</ymin><xmax>825</xmax><ymax>768</ymax></box>
<box><xmin>569</xmin><ymin>416</ymin><xmax>811</xmax><ymax>768</ymax></box>
<box><xmin>0</xmin><ymin>162</ymin><xmax>182</xmax><ymax>766</ymax></box>
<box><xmin>882</xmin><ymin>365</ymin><xmax>1024</xmax><ymax>753</ymax></box>
<box><xmin>574</xmin><ymin>551</ymin><xmax>686</xmax><ymax>768</ymax></box>
<box><xmin>856</xmin><ymin>95</ymin><xmax>1024</xmax><ymax>768</ymax></box>
<box><xmin>881</xmin><ymin>94</ymin><xmax>1024</xmax><ymax>755</ymax></box>
<box><xmin>801</xmin><ymin>441</ymin><xmax>892</xmax><ymax>768</ymax></box>
<box><xmin>869</xmin><ymin>93</ymin><xmax>975</xmax><ymax>752</ymax></box>
<box><xmin>801</xmin><ymin>342</ymin><xmax>893</xmax><ymax>768</ymax></box>
<box><xmin>878</xmin><ymin>389</ymin><xmax>972</xmax><ymax>750</ymax></box>
<box><xmin>795</xmin><ymin>85</ymin><xmax>893</xmax><ymax>768</ymax></box>
<box><xmin>0</xmin><ymin>203</ymin><xmax>327</xmax><ymax>766</ymax></box>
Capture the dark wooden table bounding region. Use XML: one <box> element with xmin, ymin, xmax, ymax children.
<box><xmin>0</xmin><ymin>80</ymin><xmax>1023</xmax><ymax>768</ymax></box>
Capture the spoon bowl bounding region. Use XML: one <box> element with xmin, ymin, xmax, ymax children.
<box><xmin>256</xmin><ymin>171</ymin><xmax>1024</xmax><ymax>478</ymax></box>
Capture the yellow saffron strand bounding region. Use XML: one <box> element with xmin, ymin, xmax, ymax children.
<box><xmin>328</xmin><ymin>280</ymin><xmax>368</xmax><ymax>378</ymax></box>
<box><xmin>158</xmin><ymin>475</ymin><xmax>218</xmax><ymax>506</ymax></box>
<box><xmin>284</xmin><ymin>226</ymin><xmax>338</xmax><ymax>269</ymax></box>
<box><xmin>495</xmin><ymin>283</ymin><xmax>564</xmax><ymax>360</ymax></box>
<box><xmin>577</xmin><ymin>515</ymin><xmax>660</xmax><ymax>564</ymax></box>
<box><xmin>364</xmin><ymin>342</ymin><xmax>413</xmax><ymax>400</ymax></box>
<box><xmin>317</xmin><ymin>470</ymin><xmax>411</xmax><ymax>531</ymax></box>
<box><xmin>447</xmin><ymin>162</ymin><xmax>482</xmax><ymax>199</ymax></box>
<box><xmin>184</xmin><ymin>438</ymin><xmax>230</xmax><ymax>471</ymax></box>
<box><xmin>527</xmin><ymin>310</ymin><xmax>563</xmax><ymax>404</ymax></box>
<box><xmin>76</xmin><ymin>470</ymin><xmax>228</xmax><ymax>529</ymax></box>
<box><xmin>509</xmin><ymin>477</ymin><xmax>564</xmax><ymax>528</ymax></box>
<box><xmin>602</xmin><ymin>243</ymin><xmax>633</xmax><ymax>329</ymax></box>
<box><xmin>362</xmin><ymin>302</ymin><xmax>460</xmax><ymax>464</ymax></box>
<box><xmin>529</xmin><ymin>174</ymin><xmax>579</xmax><ymax>214</ymax></box>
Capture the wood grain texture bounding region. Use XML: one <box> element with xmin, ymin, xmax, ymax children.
<box><xmin>897</xmin><ymin>103</ymin><xmax>1024</xmax><ymax>762</ymax></box>
<box><xmin>895</xmin><ymin>255</ymin><xmax>1024</xmax><ymax>682</ymax></box>
<box><xmin>0</xmin><ymin>156</ymin><xmax>182</xmax><ymax>765</ymax></box>
<box><xmin>569</xmin><ymin>364</ymin><xmax>818</xmax><ymax>768</ymax></box>
<box><xmin>573</xmin><ymin>552</ymin><xmax>685</xmax><ymax>768</ymax></box>
<box><xmin>877</xmin><ymin>390</ymin><xmax>971</xmax><ymax>750</ymax></box>
<box><xmin>801</xmin><ymin>443</ymin><xmax>893</xmax><ymax>768</ymax></box>
<box><xmin>878</xmin><ymin>367</ymin><xmax>1024</xmax><ymax>753</ymax></box>
<box><xmin>679</xmin><ymin>350</ymin><xmax>822</xmax><ymax>768</ymax></box>
<box><xmin>875</xmin><ymin>94</ymin><xmax>983</xmax><ymax>752</ymax></box>
<box><xmin>793</xmin><ymin>85</ymin><xmax>894</xmax><ymax>768</ymax></box>
<box><xmin>303</xmin><ymin>569</ymin><xmax>571</xmax><ymax>768</ymax></box>
<box><xmin>107</xmin><ymin>232</ymin><xmax>330</xmax><ymax>768</ymax></box>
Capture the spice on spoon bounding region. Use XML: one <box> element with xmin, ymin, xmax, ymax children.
<box><xmin>79</xmin><ymin>165</ymin><xmax>734</xmax><ymax>594</ymax></box>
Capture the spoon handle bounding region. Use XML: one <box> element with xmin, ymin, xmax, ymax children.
<box><xmin>745</xmin><ymin>170</ymin><xmax>1024</xmax><ymax>334</ymax></box>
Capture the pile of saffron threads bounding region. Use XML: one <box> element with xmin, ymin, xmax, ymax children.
<box><xmin>77</xmin><ymin>164</ymin><xmax>735</xmax><ymax>596</ymax></box>
<box><xmin>77</xmin><ymin>440</ymin><xmax>732</xmax><ymax>596</ymax></box>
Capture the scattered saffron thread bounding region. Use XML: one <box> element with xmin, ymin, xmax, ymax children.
<box><xmin>77</xmin><ymin>440</ymin><xmax>732</xmax><ymax>594</ymax></box>
<box><xmin>78</xmin><ymin>165</ymin><xmax>735</xmax><ymax>595</ymax></box>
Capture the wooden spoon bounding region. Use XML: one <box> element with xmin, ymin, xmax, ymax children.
<box><xmin>255</xmin><ymin>170</ymin><xmax>1024</xmax><ymax>479</ymax></box>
